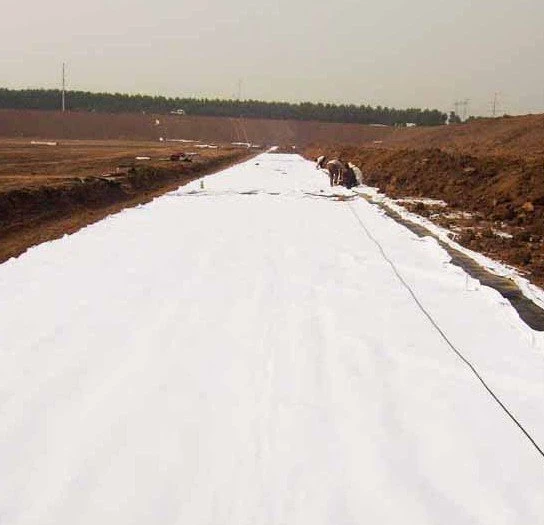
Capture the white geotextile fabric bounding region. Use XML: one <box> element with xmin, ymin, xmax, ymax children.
<box><xmin>0</xmin><ymin>153</ymin><xmax>543</xmax><ymax>524</ymax></box>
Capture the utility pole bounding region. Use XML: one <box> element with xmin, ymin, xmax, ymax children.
<box><xmin>453</xmin><ymin>100</ymin><xmax>461</xmax><ymax>116</ymax></box>
<box><xmin>61</xmin><ymin>62</ymin><xmax>66</xmax><ymax>112</ymax></box>
<box><xmin>492</xmin><ymin>92</ymin><xmax>499</xmax><ymax>117</ymax></box>
<box><xmin>462</xmin><ymin>98</ymin><xmax>469</xmax><ymax>120</ymax></box>
<box><xmin>237</xmin><ymin>78</ymin><xmax>242</xmax><ymax>101</ymax></box>
<box><xmin>453</xmin><ymin>99</ymin><xmax>469</xmax><ymax>121</ymax></box>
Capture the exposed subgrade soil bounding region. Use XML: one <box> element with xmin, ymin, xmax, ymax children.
<box><xmin>305</xmin><ymin>145</ymin><xmax>544</xmax><ymax>287</ymax></box>
<box><xmin>0</xmin><ymin>144</ymin><xmax>255</xmax><ymax>262</ymax></box>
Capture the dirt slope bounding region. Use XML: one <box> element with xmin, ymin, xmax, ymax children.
<box><xmin>3</xmin><ymin>109</ymin><xmax>543</xmax><ymax>155</ymax></box>
<box><xmin>305</xmin><ymin>115</ymin><xmax>544</xmax><ymax>286</ymax></box>
<box><xmin>0</xmin><ymin>109</ymin><xmax>392</xmax><ymax>145</ymax></box>
<box><xmin>373</xmin><ymin>114</ymin><xmax>544</xmax><ymax>158</ymax></box>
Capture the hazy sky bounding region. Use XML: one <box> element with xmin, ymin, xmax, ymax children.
<box><xmin>2</xmin><ymin>0</ymin><xmax>543</xmax><ymax>116</ymax></box>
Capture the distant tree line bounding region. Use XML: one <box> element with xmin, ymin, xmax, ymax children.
<box><xmin>0</xmin><ymin>88</ymin><xmax>448</xmax><ymax>126</ymax></box>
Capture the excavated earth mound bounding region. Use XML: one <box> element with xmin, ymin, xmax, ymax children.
<box><xmin>305</xmin><ymin>116</ymin><xmax>544</xmax><ymax>287</ymax></box>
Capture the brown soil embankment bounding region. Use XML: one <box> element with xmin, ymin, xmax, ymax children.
<box><xmin>371</xmin><ymin>114</ymin><xmax>544</xmax><ymax>158</ymax></box>
<box><xmin>305</xmin><ymin>115</ymin><xmax>544</xmax><ymax>286</ymax></box>
<box><xmin>0</xmin><ymin>141</ymin><xmax>253</xmax><ymax>262</ymax></box>
<box><xmin>0</xmin><ymin>109</ymin><xmax>392</xmax><ymax>146</ymax></box>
